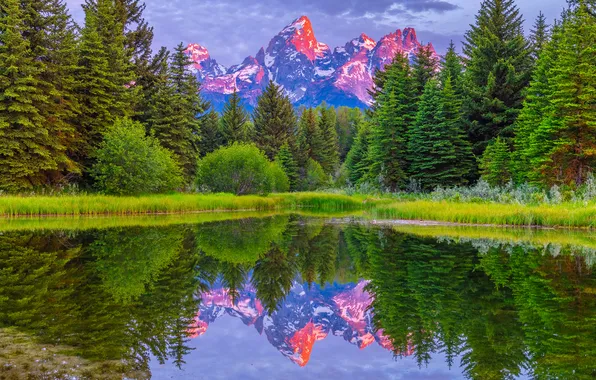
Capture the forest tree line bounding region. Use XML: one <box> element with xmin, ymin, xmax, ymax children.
<box><xmin>0</xmin><ymin>0</ymin><xmax>594</xmax><ymax>194</ymax></box>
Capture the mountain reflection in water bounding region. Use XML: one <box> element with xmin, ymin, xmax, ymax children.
<box><xmin>0</xmin><ymin>215</ymin><xmax>594</xmax><ymax>379</ymax></box>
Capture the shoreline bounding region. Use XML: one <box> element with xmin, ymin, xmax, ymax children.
<box><xmin>0</xmin><ymin>193</ymin><xmax>594</xmax><ymax>229</ymax></box>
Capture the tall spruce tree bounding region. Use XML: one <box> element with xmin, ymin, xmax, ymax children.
<box><xmin>148</xmin><ymin>43</ymin><xmax>204</xmax><ymax>181</ymax></box>
<box><xmin>367</xmin><ymin>53</ymin><xmax>416</xmax><ymax>191</ymax></box>
<box><xmin>479</xmin><ymin>137</ymin><xmax>512</xmax><ymax>186</ymax></box>
<box><xmin>440</xmin><ymin>41</ymin><xmax>464</xmax><ymax>93</ymax></box>
<box><xmin>221</xmin><ymin>90</ymin><xmax>251</xmax><ymax>145</ymax></box>
<box><xmin>515</xmin><ymin>3</ymin><xmax>596</xmax><ymax>186</ymax></box>
<box><xmin>0</xmin><ymin>0</ymin><xmax>69</xmax><ymax>191</ymax></box>
<box><xmin>275</xmin><ymin>143</ymin><xmax>299</xmax><ymax>191</ymax></box>
<box><xmin>462</xmin><ymin>0</ymin><xmax>533</xmax><ymax>156</ymax></box>
<box><xmin>412</xmin><ymin>44</ymin><xmax>439</xmax><ymax>98</ymax></box>
<box><xmin>407</xmin><ymin>80</ymin><xmax>471</xmax><ymax>190</ymax></box>
<box><xmin>529</xmin><ymin>11</ymin><xmax>550</xmax><ymax>62</ymax></box>
<box><xmin>76</xmin><ymin>1</ymin><xmax>132</xmax><ymax>162</ymax></box>
<box><xmin>199</xmin><ymin>109</ymin><xmax>223</xmax><ymax>157</ymax></box>
<box><xmin>345</xmin><ymin>123</ymin><xmax>373</xmax><ymax>185</ymax></box>
<box><xmin>317</xmin><ymin>104</ymin><xmax>340</xmax><ymax>175</ymax></box>
<box><xmin>20</xmin><ymin>0</ymin><xmax>80</xmax><ymax>182</ymax></box>
<box><xmin>297</xmin><ymin>107</ymin><xmax>324</xmax><ymax>166</ymax></box>
<box><xmin>253</xmin><ymin>81</ymin><xmax>297</xmax><ymax>160</ymax></box>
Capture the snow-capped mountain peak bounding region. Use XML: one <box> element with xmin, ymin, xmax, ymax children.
<box><xmin>187</xmin><ymin>17</ymin><xmax>438</xmax><ymax>111</ymax></box>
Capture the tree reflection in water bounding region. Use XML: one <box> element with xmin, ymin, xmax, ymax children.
<box><xmin>0</xmin><ymin>216</ymin><xmax>594</xmax><ymax>379</ymax></box>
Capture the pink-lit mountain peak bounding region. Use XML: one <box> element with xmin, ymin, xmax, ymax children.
<box><xmin>187</xmin><ymin>16</ymin><xmax>438</xmax><ymax>109</ymax></box>
<box><xmin>279</xmin><ymin>15</ymin><xmax>319</xmax><ymax>61</ymax></box>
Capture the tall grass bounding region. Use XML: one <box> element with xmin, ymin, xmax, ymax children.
<box><xmin>0</xmin><ymin>192</ymin><xmax>370</xmax><ymax>218</ymax></box>
<box><xmin>371</xmin><ymin>200</ymin><xmax>596</xmax><ymax>228</ymax></box>
<box><xmin>1</xmin><ymin>192</ymin><xmax>595</xmax><ymax>228</ymax></box>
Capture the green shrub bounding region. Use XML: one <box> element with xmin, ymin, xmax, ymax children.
<box><xmin>91</xmin><ymin>119</ymin><xmax>183</xmax><ymax>195</ymax></box>
<box><xmin>302</xmin><ymin>159</ymin><xmax>329</xmax><ymax>191</ymax></box>
<box><xmin>196</xmin><ymin>143</ymin><xmax>289</xmax><ymax>195</ymax></box>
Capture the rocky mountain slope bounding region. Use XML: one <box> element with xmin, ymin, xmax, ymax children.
<box><xmin>188</xmin><ymin>280</ymin><xmax>413</xmax><ymax>366</ymax></box>
<box><xmin>185</xmin><ymin>16</ymin><xmax>437</xmax><ymax>110</ymax></box>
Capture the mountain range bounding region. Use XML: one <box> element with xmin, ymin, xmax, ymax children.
<box><xmin>184</xmin><ymin>16</ymin><xmax>438</xmax><ymax>111</ymax></box>
<box><xmin>188</xmin><ymin>280</ymin><xmax>413</xmax><ymax>367</ymax></box>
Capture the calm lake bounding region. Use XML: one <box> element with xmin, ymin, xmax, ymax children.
<box><xmin>0</xmin><ymin>214</ymin><xmax>594</xmax><ymax>379</ymax></box>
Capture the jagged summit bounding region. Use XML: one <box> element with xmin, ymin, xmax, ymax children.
<box><xmin>184</xmin><ymin>17</ymin><xmax>438</xmax><ymax>110</ymax></box>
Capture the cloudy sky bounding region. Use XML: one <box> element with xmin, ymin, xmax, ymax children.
<box><xmin>65</xmin><ymin>0</ymin><xmax>568</xmax><ymax>67</ymax></box>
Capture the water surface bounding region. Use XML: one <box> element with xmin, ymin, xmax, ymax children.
<box><xmin>0</xmin><ymin>215</ymin><xmax>594</xmax><ymax>379</ymax></box>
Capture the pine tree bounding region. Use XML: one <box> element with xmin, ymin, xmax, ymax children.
<box><xmin>199</xmin><ymin>109</ymin><xmax>223</xmax><ymax>157</ymax></box>
<box><xmin>517</xmin><ymin>3</ymin><xmax>596</xmax><ymax>186</ymax></box>
<box><xmin>317</xmin><ymin>104</ymin><xmax>340</xmax><ymax>175</ymax></box>
<box><xmin>76</xmin><ymin>1</ymin><xmax>132</xmax><ymax>161</ymax></box>
<box><xmin>0</xmin><ymin>0</ymin><xmax>69</xmax><ymax>191</ymax></box>
<box><xmin>221</xmin><ymin>90</ymin><xmax>251</xmax><ymax>145</ymax></box>
<box><xmin>367</xmin><ymin>53</ymin><xmax>416</xmax><ymax>191</ymax></box>
<box><xmin>253</xmin><ymin>81</ymin><xmax>297</xmax><ymax>160</ymax></box>
<box><xmin>440</xmin><ymin>41</ymin><xmax>464</xmax><ymax>93</ymax></box>
<box><xmin>462</xmin><ymin>0</ymin><xmax>533</xmax><ymax>156</ymax></box>
<box><xmin>345</xmin><ymin>122</ymin><xmax>373</xmax><ymax>185</ymax></box>
<box><xmin>148</xmin><ymin>43</ymin><xmax>205</xmax><ymax>181</ymax></box>
<box><xmin>297</xmin><ymin>107</ymin><xmax>323</xmax><ymax>166</ymax></box>
<box><xmin>529</xmin><ymin>11</ymin><xmax>550</xmax><ymax>62</ymax></box>
<box><xmin>412</xmin><ymin>44</ymin><xmax>439</xmax><ymax>98</ymax></box>
<box><xmin>275</xmin><ymin>143</ymin><xmax>299</xmax><ymax>191</ymax></box>
<box><xmin>407</xmin><ymin>80</ymin><xmax>472</xmax><ymax>190</ymax></box>
<box><xmin>479</xmin><ymin>137</ymin><xmax>512</xmax><ymax>186</ymax></box>
<box><xmin>19</xmin><ymin>0</ymin><xmax>80</xmax><ymax>182</ymax></box>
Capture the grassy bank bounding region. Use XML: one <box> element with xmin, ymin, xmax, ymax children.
<box><xmin>1</xmin><ymin>193</ymin><xmax>595</xmax><ymax>228</ymax></box>
<box><xmin>0</xmin><ymin>192</ymin><xmax>367</xmax><ymax>217</ymax></box>
<box><xmin>372</xmin><ymin>200</ymin><xmax>596</xmax><ymax>228</ymax></box>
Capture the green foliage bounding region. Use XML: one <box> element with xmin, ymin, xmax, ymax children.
<box><xmin>302</xmin><ymin>159</ymin><xmax>329</xmax><ymax>191</ymax></box>
<box><xmin>335</xmin><ymin>107</ymin><xmax>363</xmax><ymax>161</ymax></box>
<box><xmin>529</xmin><ymin>11</ymin><xmax>549</xmax><ymax>62</ymax></box>
<box><xmin>317</xmin><ymin>104</ymin><xmax>340</xmax><ymax>175</ymax></box>
<box><xmin>253</xmin><ymin>81</ymin><xmax>297</xmax><ymax>160</ymax></box>
<box><xmin>479</xmin><ymin>137</ymin><xmax>512</xmax><ymax>186</ymax></box>
<box><xmin>199</xmin><ymin>109</ymin><xmax>223</xmax><ymax>157</ymax></box>
<box><xmin>412</xmin><ymin>44</ymin><xmax>439</xmax><ymax>97</ymax></box>
<box><xmin>0</xmin><ymin>0</ymin><xmax>75</xmax><ymax>191</ymax></box>
<box><xmin>76</xmin><ymin>1</ymin><xmax>134</xmax><ymax>162</ymax></box>
<box><xmin>407</xmin><ymin>79</ymin><xmax>473</xmax><ymax>190</ymax></box>
<box><xmin>297</xmin><ymin>107</ymin><xmax>323</xmax><ymax>166</ymax></box>
<box><xmin>461</xmin><ymin>0</ymin><xmax>533</xmax><ymax>157</ymax></box>
<box><xmin>275</xmin><ymin>143</ymin><xmax>299</xmax><ymax>191</ymax></box>
<box><xmin>91</xmin><ymin>118</ymin><xmax>183</xmax><ymax>195</ymax></box>
<box><xmin>514</xmin><ymin>3</ymin><xmax>596</xmax><ymax>187</ymax></box>
<box><xmin>367</xmin><ymin>53</ymin><xmax>416</xmax><ymax>191</ymax></box>
<box><xmin>440</xmin><ymin>41</ymin><xmax>464</xmax><ymax>93</ymax></box>
<box><xmin>148</xmin><ymin>43</ymin><xmax>204</xmax><ymax>181</ymax></box>
<box><xmin>221</xmin><ymin>90</ymin><xmax>251</xmax><ymax>145</ymax></box>
<box><xmin>345</xmin><ymin>122</ymin><xmax>373</xmax><ymax>185</ymax></box>
<box><xmin>196</xmin><ymin>143</ymin><xmax>289</xmax><ymax>195</ymax></box>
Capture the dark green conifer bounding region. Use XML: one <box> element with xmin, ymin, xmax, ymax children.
<box><xmin>367</xmin><ymin>53</ymin><xmax>416</xmax><ymax>191</ymax></box>
<box><xmin>407</xmin><ymin>80</ymin><xmax>471</xmax><ymax>190</ymax></box>
<box><xmin>412</xmin><ymin>44</ymin><xmax>439</xmax><ymax>98</ymax></box>
<box><xmin>345</xmin><ymin>123</ymin><xmax>373</xmax><ymax>185</ymax></box>
<box><xmin>0</xmin><ymin>0</ymin><xmax>70</xmax><ymax>190</ymax></box>
<box><xmin>529</xmin><ymin>11</ymin><xmax>550</xmax><ymax>62</ymax></box>
<box><xmin>439</xmin><ymin>41</ymin><xmax>464</xmax><ymax>93</ymax></box>
<box><xmin>297</xmin><ymin>107</ymin><xmax>323</xmax><ymax>166</ymax></box>
<box><xmin>148</xmin><ymin>43</ymin><xmax>205</xmax><ymax>181</ymax></box>
<box><xmin>317</xmin><ymin>104</ymin><xmax>340</xmax><ymax>175</ymax></box>
<box><xmin>221</xmin><ymin>90</ymin><xmax>251</xmax><ymax>145</ymax></box>
<box><xmin>20</xmin><ymin>0</ymin><xmax>80</xmax><ymax>183</ymax></box>
<box><xmin>275</xmin><ymin>143</ymin><xmax>299</xmax><ymax>191</ymax></box>
<box><xmin>517</xmin><ymin>3</ymin><xmax>596</xmax><ymax>186</ymax></box>
<box><xmin>199</xmin><ymin>109</ymin><xmax>223</xmax><ymax>157</ymax></box>
<box><xmin>479</xmin><ymin>137</ymin><xmax>512</xmax><ymax>186</ymax></box>
<box><xmin>253</xmin><ymin>81</ymin><xmax>297</xmax><ymax>160</ymax></box>
<box><xmin>461</xmin><ymin>0</ymin><xmax>533</xmax><ymax>156</ymax></box>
